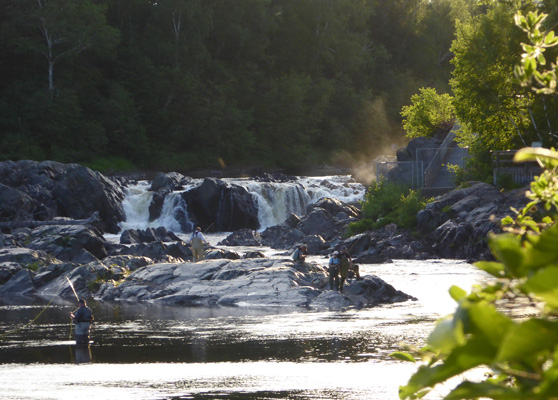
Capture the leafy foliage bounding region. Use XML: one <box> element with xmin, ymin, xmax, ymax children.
<box><xmin>397</xmin><ymin>11</ymin><xmax>558</xmax><ymax>398</ymax></box>
<box><xmin>401</xmin><ymin>87</ymin><xmax>455</xmax><ymax>139</ymax></box>
<box><xmin>397</xmin><ymin>147</ymin><xmax>558</xmax><ymax>399</ymax></box>
<box><xmin>347</xmin><ymin>180</ymin><xmax>428</xmax><ymax>234</ymax></box>
<box><xmin>0</xmin><ymin>0</ymin><xmax>469</xmax><ymax>171</ymax></box>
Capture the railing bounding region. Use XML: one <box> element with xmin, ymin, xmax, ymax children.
<box><xmin>492</xmin><ymin>150</ymin><xmax>541</xmax><ymax>185</ymax></box>
<box><xmin>423</xmin><ymin>127</ymin><xmax>457</xmax><ymax>187</ymax></box>
<box><xmin>376</xmin><ymin>161</ymin><xmax>424</xmax><ymax>189</ymax></box>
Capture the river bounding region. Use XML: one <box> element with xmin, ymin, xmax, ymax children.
<box><xmin>0</xmin><ymin>258</ymin><xmax>491</xmax><ymax>400</ymax></box>
<box><xmin>0</xmin><ymin>175</ymin><xmax>491</xmax><ymax>399</ymax></box>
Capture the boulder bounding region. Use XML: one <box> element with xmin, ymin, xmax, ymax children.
<box><xmin>0</xmin><ymin>269</ymin><xmax>36</xmax><ymax>297</ymax></box>
<box><xmin>218</xmin><ymin>229</ymin><xmax>263</xmax><ymax>246</ymax></box>
<box><xmin>120</xmin><ymin>227</ymin><xmax>181</xmax><ymax>244</ymax></box>
<box><xmin>23</xmin><ymin>224</ymin><xmax>107</xmax><ymax>262</ymax></box>
<box><xmin>149</xmin><ymin>172</ymin><xmax>191</xmax><ymax>192</ymax></box>
<box><xmin>94</xmin><ymin>258</ymin><xmax>415</xmax><ymax>310</ymax></box>
<box><xmin>182</xmin><ymin>178</ymin><xmax>259</xmax><ymax>232</ymax></box>
<box><xmin>0</xmin><ymin>262</ymin><xmax>22</xmax><ymax>284</ymax></box>
<box><xmin>0</xmin><ymin>160</ymin><xmax>126</xmax><ymax>233</ymax></box>
<box><xmin>297</xmin><ymin>208</ymin><xmax>338</xmax><ymax>238</ymax></box>
<box><xmin>310</xmin><ymin>198</ymin><xmax>360</xmax><ymax>219</ymax></box>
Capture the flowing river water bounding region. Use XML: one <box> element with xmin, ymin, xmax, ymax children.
<box><xmin>0</xmin><ymin>258</ymin><xmax>491</xmax><ymax>400</ymax></box>
<box><xmin>0</xmin><ymin>176</ymin><xmax>492</xmax><ymax>399</ymax></box>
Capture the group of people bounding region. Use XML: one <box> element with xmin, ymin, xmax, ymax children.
<box><xmin>292</xmin><ymin>244</ymin><xmax>361</xmax><ymax>293</ymax></box>
<box><xmin>328</xmin><ymin>246</ymin><xmax>361</xmax><ymax>292</ymax></box>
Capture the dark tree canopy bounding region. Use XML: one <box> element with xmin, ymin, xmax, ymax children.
<box><xmin>0</xmin><ymin>0</ymin><xmax>473</xmax><ymax>173</ymax></box>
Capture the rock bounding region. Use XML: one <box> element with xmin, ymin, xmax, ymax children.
<box><xmin>0</xmin><ymin>160</ymin><xmax>126</xmax><ymax>233</ymax></box>
<box><xmin>261</xmin><ymin>225</ymin><xmax>305</xmax><ymax>249</ymax></box>
<box><xmin>0</xmin><ymin>247</ymin><xmax>57</xmax><ymax>269</ymax></box>
<box><xmin>120</xmin><ymin>227</ymin><xmax>181</xmax><ymax>244</ymax></box>
<box><xmin>302</xmin><ymin>235</ymin><xmax>327</xmax><ymax>254</ymax></box>
<box><xmin>102</xmin><ymin>255</ymin><xmax>152</xmax><ymax>271</ymax></box>
<box><xmin>94</xmin><ymin>258</ymin><xmax>414</xmax><ymax>310</ymax></box>
<box><xmin>297</xmin><ymin>208</ymin><xmax>338</xmax><ymax>238</ymax></box>
<box><xmin>182</xmin><ymin>178</ymin><xmax>259</xmax><ymax>232</ymax></box>
<box><xmin>0</xmin><ymin>184</ymin><xmax>44</xmax><ymax>222</ymax></box>
<box><xmin>0</xmin><ymin>262</ymin><xmax>21</xmax><ymax>284</ymax></box>
<box><xmin>307</xmin><ymin>274</ymin><xmax>417</xmax><ymax>309</ymax></box>
<box><xmin>24</xmin><ymin>225</ymin><xmax>107</xmax><ymax>262</ymax></box>
<box><xmin>149</xmin><ymin>172</ymin><xmax>191</xmax><ymax>192</ymax></box>
<box><xmin>0</xmin><ymin>269</ymin><xmax>36</xmax><ymax>297</ymax></box>
<box><xmin>354</xmin><ymin>248</ymin><xmax>390</xmax><ymax>264</ymax></box>
<box><xmin>218</xmin><ymin>229</ymin><xmax>262</xmax><ymax>246</ymax></box>
<box><xmin>310</xmin><ymin>198</ymin><xmax>360</xmax><ymax>219</ymax></box>
<box><xmin>205</xmin><ymin>249</ymin><xmax>241</xmax><ymax>260</ymax></box>
<box><xmin>244</xmin><ymin>251</ymin><xmax>266</xmax><ymax>259</ymax></box>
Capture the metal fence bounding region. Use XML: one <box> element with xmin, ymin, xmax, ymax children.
<box><xmin>492</xmin><ymin>150</ymin><xmax>541</xmax><ymax>186</ymax></box>
<box><xmin>376</xmin><ymin>160</ymin><xmax>424</xmax><ymax>189</ymax></box>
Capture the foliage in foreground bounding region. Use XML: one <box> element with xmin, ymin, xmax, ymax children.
<box><xmin>347</xmin><ymin>180</ymin><xmax>428</xmax><ymax>235</ymax></box>
<box><xmin>395</xmin><ymin>147</ymin><xmax>558</xmax><ymax>399</ymax></box>
<box><xmin>396</xmin><ymin>10</ymin><xmax>558</xmax><ymax>399</ymax></box>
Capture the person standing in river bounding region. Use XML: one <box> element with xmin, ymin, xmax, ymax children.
<box><xmin>328</xmin><ymin>251</ymin><xmax>340</xmax><ymax>291</ymax></box>
<box><xmin>70</xmin><ymin>298</ymin><xmax>93</xmax><ymax>345</ymax></box>
<box><xmin>189</xmin><ymin>227</ymin><xmax>208</xmax><ymax>262</ymax></box>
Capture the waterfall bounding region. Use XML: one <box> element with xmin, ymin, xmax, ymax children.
<box><xmin>119</xmin><ymin>176</ymin><xmax>366</xmax><ymax>233</ymax></box>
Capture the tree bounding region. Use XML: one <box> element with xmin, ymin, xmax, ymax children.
<box><xmin>401</xmin><ymin>87</ymin><xmax>455</xmax><ymax>138</ymax></box>
<box><xmin>451</xmin><ymin>1</ymin><xmax>558</xmax><ymax>152</ymax></box>
<box><xmin>3</xmin><ymin>0</ymin><xmax>119</xmax><ymax>91</ymax></box>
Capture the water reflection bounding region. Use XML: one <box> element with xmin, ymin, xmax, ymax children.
<box><xmin>73</xmin><ymin>345</ymin><xmax>92</xmax><ymax>364</ymax></box>
<box><xmin>0</xmin><ymin>260</ymin><xmax>492</xmax><ymax>399</ymax></box>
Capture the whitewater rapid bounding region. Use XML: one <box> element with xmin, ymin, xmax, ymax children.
<box><xmin>118</xmin><ymin>176</ymin><xmax>366</xmax><ymax>233</ymax></box>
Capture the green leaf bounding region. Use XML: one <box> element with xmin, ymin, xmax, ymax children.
<box><xmin>399</xmin><ymin>338</ymin><xmax>496</xmax><ymax>399</ymax></box>
<box><xmin>390</xmin><ymin>351</ymin><xmax>416</xmax><ymax>363</ymax></box>
<box><xmin>427</xmin><ymin>316</ymin><xmax>464</xmax><ymax>353</ymax></box>
<box><xmin>514</xmin><ymin>147</ymin><xmax>558</xmax><ymax>164</ymax></box>
<box><xmin>475</xmin><ymin>261</ymin><xmax>507</xmax><ymax>278</ymax></box>
<box><xmin>467</xmin><ymin>302</ymin><xmax>514</xmax><ymax>348</ymax></box>
<box><xmin>523</xmin><ymin>224</ymin><xmax>558</xmax><ymax>271</ymax></box>
<box><xmin>488</xmin><ymin>233</ymin><xmax>525</xmax><ymax>277</ymax></box>
<box><xmin>449</xmin><ymin>285</ymin><xmax>467</xmax><ymax>302</ymax></box>
<box><xmin>445</xmin><ymin>381</ymin><xmax>523</xmax><ymax>400</ymax></box>
<box><xmin>523</xmin><ymin>266</ymin><xmax>558</xmax><ymax>308</ymax></box>
<box><xmin>497</xmin><ymin>319</ymin><xmax>558</xmax><ymax>362</ymax></box>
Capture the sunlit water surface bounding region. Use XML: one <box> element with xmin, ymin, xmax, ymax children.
<box><xmin>0</xmin><ymin>259</ymin><xmax>491</xmax><ymax>399</ymax></box>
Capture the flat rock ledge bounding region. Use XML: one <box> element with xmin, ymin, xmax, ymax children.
<box><xmin>24</xmin><ymin>258</ymin><xmax>416</xmax><ymax>310</ymax></box>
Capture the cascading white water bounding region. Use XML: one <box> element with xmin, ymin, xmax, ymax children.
<box><xmin>119</xmin><ymin>176</ymin><xmax>366</xmax><ymax>233</ymax></box>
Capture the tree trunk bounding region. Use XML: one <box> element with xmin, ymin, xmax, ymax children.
<box><xmin>0</xmin><ymin>212</ymin><xmax>100</xmax><ymax>229</ymax></box>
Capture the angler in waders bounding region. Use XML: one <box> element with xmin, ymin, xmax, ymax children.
<box><xmin>70</xmin><ymin>298</ymin><xmax>94</xmax><ymax>345</ymax></box>
<box><xmin>189</xmin><ymin>226</ymin><xmax>208</xmax><ymax>262</ymax></box>
<box><xmin>338</xmin><ymin>246</ymin><xmax>352</xmax><ymax>293</ymax></box>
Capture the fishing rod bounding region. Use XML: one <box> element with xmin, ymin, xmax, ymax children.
<box><xmin>0</xmin><ymin>293</ymin><xmax>57</xmax><ymax>340</ymax></box>
<box><xmin>66</xmin><ymin>276</ymin><xmax>80</xmax><ymax>302</ymax></box>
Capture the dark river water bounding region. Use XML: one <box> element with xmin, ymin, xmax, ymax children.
<box><xmin>0</xmin><ymin>260</ymin><xmax>490</xmax><ymax>400</ymax></box>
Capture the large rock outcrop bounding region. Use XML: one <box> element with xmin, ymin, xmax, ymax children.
<box><xmin>181</xmin><ymin>178</ymin><xmax>259</xmax><ymax>232</ymax></box>
<box><xmin>0</xmin><ymin>160</ymin><xmax>126</xmax><ymax>233</ymax></box>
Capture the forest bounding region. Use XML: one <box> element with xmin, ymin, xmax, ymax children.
<box><xmin>1</xmin><ymin>0</ymin><xmax>557</xmax><ymax>174</ymax></box>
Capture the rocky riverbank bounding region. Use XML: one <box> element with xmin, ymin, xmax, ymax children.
<box><xmin>0</xmin><ymin>160</ymin><xmax>529</xmax><ymax>308</ymax></box>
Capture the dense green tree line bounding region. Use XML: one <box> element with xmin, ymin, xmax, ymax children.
<box><xmin>0</xmin><ymin>0</ymin><xmax>474</xmax><ymax>172</ymax></box>
<box><xmin>449</xmin><ymin>0</ymin><xmax>558</xmax><ymax>181</ymax></box>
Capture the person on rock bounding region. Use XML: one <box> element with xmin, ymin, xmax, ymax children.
<box><xmin>70</xmin><ymin>298</ymin><xmax>94</xmax><ymax>345</ymax></box>
<box><xmin>189</xmin><ymin>227</ymin><xmax>208</xmax><ymax>262</ymax></box>
<box><xmin>328</xmin><ymin>251</ymin><xmax>340</xmax><ymax>291</ymax></box>
<box><xmin>292</xmin><ymin>244</ymin><xmax>308</xmax><ymax>265</ymax></box>
<box><xmin>338</xmin><ymin>246</ymin><xmax>352</xmax><ymax>293</ymax></box>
